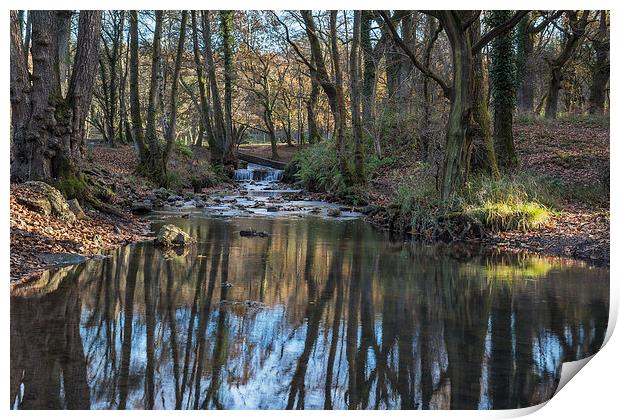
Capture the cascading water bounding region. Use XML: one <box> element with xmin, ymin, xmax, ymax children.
<box><xmin>233</xmin><ymin>163</ymin><xmax>283</xmax><ymax>182</ymax></box>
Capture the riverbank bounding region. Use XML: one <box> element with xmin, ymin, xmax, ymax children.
<box><xmin>279</xmin><ymin>118</ymin><xmax>610</xmax><ymax>266</ymax></box>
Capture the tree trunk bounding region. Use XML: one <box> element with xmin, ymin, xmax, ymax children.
<box><xmin>56</xmin><ymin>11</ymin><xmax>72</xmax><ymax>96</ymax></box>
<box><xmin>470</xmin><ymin>18</ymin><xmax>500</xmax><ymax>176</ymax></box>
<box><xmin>264</xmin><ymin>108</ymin><xmax>280</xmax><ymax>160</ymax></box>
<box><xmin>440</xmin><ymin>12</ymin><xmax>473</xmax><ymax>200</ymax></box>
<box><xmin>202</xmin><ymin>11</ymin><xmax>226</xmax><ymax>165</ymax></box>
<box><xmin>128</xmin><ymin>11</ymin><xmax>148</xmax><ymax>165</ymax></box>
<box><xmin>544</xmin><ymin>11</ymin><xmax>590</xmax><ymax>119</ymax></box>
<box><xmin>420</xmin><ymin>16</ymin><xmax>440</xmax><ymax>161</ymax></box>
<box><xmin>329</xmin><ymin>11</ymin><xmax>351</xmax><ymax>185</ymax></box>
<box><xmin>588</xmin><ymin>11</ymin><xmax>609</xmax><ymax>114</ymax></box>
<box><xmin>360</xmin><ymin>11</ymin><xmax>377</xmax><ymax>131</ymax></box>
<box><xmin>301</xmin><ymin>10</ymin><xmax>351</xmax><ymax>184</ymax></box>
<box><xmin>516</xmin><ymin>22</ymin><xmax>535</xmax><ymax>114</ymax></box>
<box><xmin>306</xmin><ymin>59</ymin><xmax>320</xmax><ymax>144</ymax></box>
<box><xmin>220</xmin><ymin>11</ymin><xmax>236</xmax><ymax>165</ymax></box>
<box><xmin>163</xmin><ymin>11</ymin><xmax>188</xmax><ymax>161</ymax></box>
<box><xmin>11</xmin><ymin>11</ymin><xmax>103</xmax><ymax>182</ymax></box>
<box><xmin>489</xmin><ymin>11</ymin><xmax>517</xmax><ymax>169</ymax></box>
<box><xmin>190</xmin><ymin>12</ymin><xmax>215</xmax><ymax>152</ymax></box>
<box><xmin>350</xmin><ymin>11</ymin><xmax>365</xmax><ymax>184</ymax></box>
<box><xmin>142</xmin><ymin>11</ymin><xmax>165</xmax><ymax>182</ymax></box>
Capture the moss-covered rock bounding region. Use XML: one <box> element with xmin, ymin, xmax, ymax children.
<box><xmin>19</xmin><ymin>181</ymin><xmax>77</xmax><ymax>225</ymax></box>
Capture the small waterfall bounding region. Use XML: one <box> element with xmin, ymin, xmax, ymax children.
<box><xmin>233</xmin><ymin>163</ymin><xmax>283</xmax><ymax>182</ymax></box>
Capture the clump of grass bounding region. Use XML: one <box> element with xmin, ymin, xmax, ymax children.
<box><xmin>459</xmin><ymin>174</ymin><xmax>553</xmax><ymax>232</ymax></box>
<box><xmin>463</xmin><ymin>201</ymin><xmax>550</xmax><ymax>231</ymax></box>
<box><xmin>392</xmin><ymin>173</ymin><xmax>554</xmax><ymax>236</ymax></box>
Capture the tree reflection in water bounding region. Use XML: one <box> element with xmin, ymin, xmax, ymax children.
<box><xmin>10</xmin><ymin>217</ymin><xmax>609</xmax><ymax>410</ymax></box>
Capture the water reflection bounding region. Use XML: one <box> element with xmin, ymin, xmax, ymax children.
<box><xmin>10</xmin><ymin>217</ymin><xmax>609</xmax><ymax>409</ymax></box>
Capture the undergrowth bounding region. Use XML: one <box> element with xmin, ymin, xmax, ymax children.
<box><xmin>393</xmin><ymin>173</ymin><xmax>555</xmax><ymax>236</ymax></box>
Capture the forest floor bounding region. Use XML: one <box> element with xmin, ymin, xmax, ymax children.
<box><xmin>10</xmin><ymin>183</ymin><xmax>151</xmax><ymax>282</ymax></box>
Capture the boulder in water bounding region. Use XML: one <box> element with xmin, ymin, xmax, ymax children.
<box><xmin>155</xmin><ymin>224</ymin><xmax>195</xmax><ymax>247</ymax></box>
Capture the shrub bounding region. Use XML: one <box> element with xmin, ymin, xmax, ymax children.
<box><xmin>175</xmin><ymin>141</ymin><xmax>194</xmax><ymax>159</ymax></box>
<box><xmin>290</xmin><ymin>141</ymin><xmax>341</xmax><ymax>193</ymax></box>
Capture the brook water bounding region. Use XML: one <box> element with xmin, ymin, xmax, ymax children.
<box><xmin>10</xmin><ymin>167</ymin><xmax>609</xmax><ymax>410</ymax></box>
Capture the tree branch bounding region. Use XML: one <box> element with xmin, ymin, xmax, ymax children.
<box><xmin>472</xmin><ymin>10</ymin><xmax>529</xmax><ymax>55</ymax></box>
<box><xmin>377</xmin><ymin>10</ymin><xmax>451</xmax><ymax>99</ymax></box>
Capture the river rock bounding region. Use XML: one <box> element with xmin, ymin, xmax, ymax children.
<box><xmin>240</xmin><ymin>228</ymin><xmax>269</xmax><ymax>238</ymax></box>
<box><xmin>359</xmin><ymin>204</ymin><xmax>379</xmax><ymax>215</ymax></box>
<box><xmin>266</xmin><ymin>206</ymin><xmax>279</xmax><ymax>212</ymax></box>
<box><xmin>39</xmin><ymin>252</ymin><xmax>88</xmax><ymax>267</ymax></box>
<box><xmin>19</xmin><ymin>181</ymin><xmax>76</xmax><ymax>225</ymax></box>
<box><xmin>131</xmin><ymin>199</ymin><xmax>153</xmax><ymax>213</ymax></box>
<box><xmin>67</xmin><ymin>198</ymin><xmax>86</xmax><ymax>219</ymax></box>
<box><xmin>194</xmin><ymin>199</ymin><xmax>206</xmax><ymax>208</ymax></box>
<box><xmin>327</xmin><ymin>208</ymin><xmax>341</xmax><ymax>217</ymax></box>
<box><xmin>155</xmin><ymin>224</ymin><xmax>196</xmax><ymax>247</ymax></box>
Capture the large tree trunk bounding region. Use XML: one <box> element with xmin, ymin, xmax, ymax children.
<box><xmin>545</xmin><ymin>66</ymin><xmax>562</xmax><ymax>119</ymax></box>
<box><xmin>360</xmin><ymin>11</ymin><xmax>377</xmax><ymax>131</ymax></box>
<box><xmin>11</xmin><ymin>10</ymin><xmax>102</xmax><ymax>182</ymax></box>
<box><xmin>329</xmin><ymin>11</ymin><xmax>351</xmax><ymax>185</ymax></box>
<box><xmin>56</xmin><ymin>11</ymin><xmax>72</xmax><ymax>96</ymax></box>
<box><xmin>588</xmin><ymin>11</ymin><xmax>609</xmax><ymax>114</ymax></box>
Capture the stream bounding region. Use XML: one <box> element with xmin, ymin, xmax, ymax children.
<box><xmin>10</xmin><ymin>163</ymin><xmax>610</xmax><ymax>410</ymax></box>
